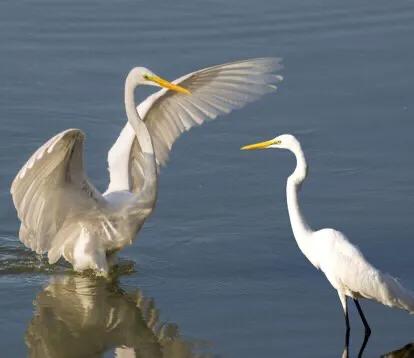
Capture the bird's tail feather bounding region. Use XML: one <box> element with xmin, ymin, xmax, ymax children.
<box><xmin>368</xmin><ymin>270</ymin><xmax>414</xmax><ymax>314</ymax></box>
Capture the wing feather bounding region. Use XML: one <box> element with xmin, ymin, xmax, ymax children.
<box><xmin>11</xmin><ymin>129</ymin><xmax>105</xmax><ymax>254</ymax></box>
<box><xmin>140</xmin><ymin>57</ymin><xmax>283</xmax><ymax>166</ymax></box>
<box><xmin>107</xmin><ymin>58</ymin><xmax>282</xmax><ymax>193</ymax></box>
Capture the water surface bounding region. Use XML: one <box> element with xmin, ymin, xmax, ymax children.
<box><xmin>1</xmin><ymin>0</ymin><xmax>414</xmax><ymax>357</ymax></box>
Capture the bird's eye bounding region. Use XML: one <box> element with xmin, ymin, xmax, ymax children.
<box><xmin>143</xmin><ymin>74</ymin><xmax>149</xmax><ymax>80</ymax></box>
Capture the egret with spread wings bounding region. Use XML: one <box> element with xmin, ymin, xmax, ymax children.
<box><xmin>11</xmin><ymin>58</ymin><xmax>283</xmax><ymax>275</ymax></box>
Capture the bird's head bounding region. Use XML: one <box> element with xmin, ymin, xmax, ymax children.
<box><xmin>127</xmin><ymin>67</ymin><xmax>190</xmax><ymax>94</ymax></box>
<box><xmin>241</xmin><ymin>134</ymin><xmax>299</xmax><ymax>151</ymax></box>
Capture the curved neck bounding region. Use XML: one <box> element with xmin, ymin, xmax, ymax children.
<box><xmin>124</xmin><ymin>76</ymin><xmax>157</xmax><ymax>198</ymax></box>
<box><xmin>286</xmin><ymin>143</ymin><xmax>313</xmax><ymax>251</ymax></box>
<box><xmin>124</xmin><ymin>78</ymin><xmax>154</xmax><ymax>155</ymax></box>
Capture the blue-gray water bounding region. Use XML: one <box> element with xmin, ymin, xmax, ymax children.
<box><xmin>1</xmin><ymin>0</ymin><xmax>414</xmax><ymax>357</ymax></box>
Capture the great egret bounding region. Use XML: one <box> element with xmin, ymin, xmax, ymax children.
<box><xmin>11</xmin><ymin>58</ymin><xmax>282</xmax><ymax>275</ymax></box>
<box><xmin>241</xmin><ymin>134</ymin><xmax>414</xmax><ymax>351</ymax></box>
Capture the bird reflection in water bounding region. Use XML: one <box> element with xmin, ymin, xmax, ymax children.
<box><xmin>25</xmin><ymin>275</ymin><xmax>209</xmax><ymax>358</ymax></box>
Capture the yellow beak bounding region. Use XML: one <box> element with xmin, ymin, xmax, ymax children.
<box><xmin>240</xmin><ymin>138</ymin><xmax>279</xmax><ymax>150</ymax></box>
<box><xmin>148</xmin><ymin>75</ymin><xmax>191</xmax><ymax>95</ymax></box>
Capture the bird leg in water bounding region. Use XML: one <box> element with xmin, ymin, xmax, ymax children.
<box><xmin>353</xmin><ymin>299</ymin><xmax>371</xmax><ymax>336</ymax></box>
<box><xmin>353</xmin><ymin>299</ymin><xmax>371</xmax><ymax>358</ymax></box>
<box><xmin>357</xmin><ymin>334</ymin><xmax>370</xmax><ymax>358</ymax></box>
<box><xmin>338</xmin><ymin>292</ymin><xmax>350</xmax><ymax>352</ymax></box>
<box><xmin>343</xmin><ymin>302</ymin><xmax>350</xmax><ymax>358</ymax></box>
<box><xmin>344</xmin><ymin>306</ymin><xmax>350</xmax><ymax>349</ymax></box>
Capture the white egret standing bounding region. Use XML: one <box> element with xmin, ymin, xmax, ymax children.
<box><xmin>11</xmin><ymin>58</ymin><xmax>282</xmax><ymax>275</ymax></box>
<box><xmin>241</xmin><ymin>134</ymin><xmax>414</xmax><ymax>355</ymax></box>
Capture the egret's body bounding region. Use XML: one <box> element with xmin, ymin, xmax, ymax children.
<box><xmin>11</xmin><ymin>58</ymin><xmax>282</xmax><ymax>275</ymax></box>
<box><xmin>242</xmin><ymin>135</ymin><xmax>414</xmax><ymax>345</ymax></box>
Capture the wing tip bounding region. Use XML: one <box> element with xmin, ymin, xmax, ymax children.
<box><xmin>241</xmin><ymin>57</ymin><xmax>284</xmax><ymax>72</ymax></box>
<box><xmin>12</xmin><ymin>128</ymin><xmax>85</xmax><ymax>183</ymax></box>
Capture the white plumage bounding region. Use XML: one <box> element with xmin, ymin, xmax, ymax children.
<box><xmin>241</xmin><ymin>134</ymin><xmax>414</xmax><ymax>351</ymax></box>
<box><xmin>312</xmin><ymin>228</ymin><xmax>414</xmax><ymax>313</ymax></box>
<box><xmin>11</xmin><ymin>58</ymin><xmax>283</xmax><ymax>275</ymax></box>
<box><xmin>106</xmin><ymin>58</ymin><xmax>283</xmax><ymax>193</ymax></box>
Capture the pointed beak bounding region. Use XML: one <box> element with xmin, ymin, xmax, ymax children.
<box><xmin>147</xmin><ymin>75</ymin><xmax>191</xmax><ymax>95</ymax></box>
<box><xmin>240</xmin><ymin>138</ymin><xmax>278</xmax><ymax>150</ymax></box>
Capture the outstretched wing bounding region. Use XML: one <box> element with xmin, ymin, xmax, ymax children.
<box><xmin>139</xmin><ymin>57</ymin><xmax>283</xmax><ymax>166</ymax></box>
<box><xmin>107</xmin><ymin>58</ymin><xmax>283</xmax><ymax>194</ymax></box>
<box><xmin>11</xmin><ymin>129</ymin><xmax>106</xmax><ymax>254</ymax></box>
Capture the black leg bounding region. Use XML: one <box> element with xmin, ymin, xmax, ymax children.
<box><xmin>344</xmin><ymin>303</ymin><xmax>350</xmax><ymax>347</ymax></box>
<box><xmin>353</xmin><ymin>299</ymin><xmax>371</xmax><ymax>336</ymax></box>
<box><xmin>339</xmin><ymin>294</ymin><xmax>350</xmax><ymax>358</ymax></box>
<box><xmin>353</xmin><ymin>299</ymin><xmax>371</xmax><ymax>358</ymax></box>
<box><xmin>343</xmin><ymin>309</ymin><xmax>350</xmax><ymax>358</ymax></box>
<box><xmin>357</xmin><ymin>334</ymin><xmax>370</xmax><ymax>358</ymax></box>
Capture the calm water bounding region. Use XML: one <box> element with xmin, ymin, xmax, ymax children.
<box><xmin>1</xmin><ymin>0</ymin><xmax>414</xmax><ymax>357</ymax></box>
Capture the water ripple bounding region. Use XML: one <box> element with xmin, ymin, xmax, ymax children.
<box><xmin>0</xmin><ymin>236</ymin><xmax>136</xmax><ymax>276</ymax></box>
<box><xmin>0</xmin><ymin>236</ymin><xmax>68</xmax><ymax>274</ymax></box>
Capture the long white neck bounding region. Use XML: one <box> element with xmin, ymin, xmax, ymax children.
<box><xmin>286</xmin><ymin>142</ymin><xmax>313</xmax><ymax>256</ymax></box>
<box><xmin>124</xmin><ymin>77</ymin><xmax>154</xmax><ymax>155</ymax></box>
<box><xmin>124</xmin><ymin>76</ymin><xmax>157</xmax><ymax>200</ymax></box>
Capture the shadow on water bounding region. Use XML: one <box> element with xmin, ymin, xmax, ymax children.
<box><xmin>25</xmin><ymin>274</ymin><xmax>211</xmax><ymax>358</ymax></box>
